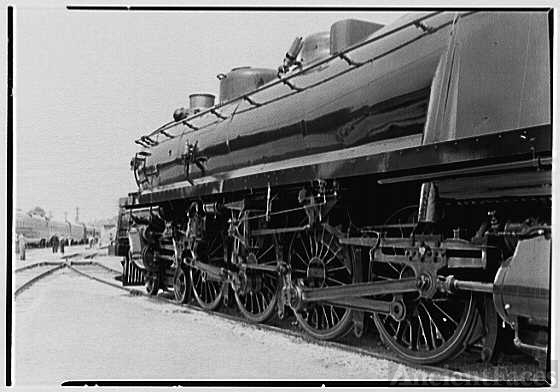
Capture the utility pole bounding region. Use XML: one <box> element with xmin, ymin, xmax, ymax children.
<box><xmin>75</xmin><ymin>207</ymin><xmax>80</xmax><ymax>223</ymax></box>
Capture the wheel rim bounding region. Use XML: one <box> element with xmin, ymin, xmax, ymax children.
<box><xmin>190</xmin><ymin>230</ymin><xmax>225</xmax><ymax>310</ymax></box>
<box><xmin>234</xmin><ymin>232</ymin><xmax>279</xmax><ymax>323</ymax></box>
<box><xmin>289</xmin><ymin>224</ymin><xmax>354</xmax><ymax>340</ymax></box>
<box><xmin>145</xmin><ymin>274</ymin><xmax>159</xmax><ymax>296</ymax></box>
<box><xmin>372</xmin><ymin>260</ymin><xmax>475</xmax><ymax>364</ymax></box>
<box><xmin>174</xmin><ymin>267</ymin><xmax>189</xmax><ymax>303</ymax></box>
<box><xmin>382</xmin><ymin>205</ymin><xmax>418</xmax><ymax>238</ymax></box>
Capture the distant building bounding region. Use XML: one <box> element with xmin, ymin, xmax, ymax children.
<box><xmin>100</xmin><ymin>223</ymin><xmax>117</xmax><ymax>246</ymax></box>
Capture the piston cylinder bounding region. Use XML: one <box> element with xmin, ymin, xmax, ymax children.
<box><xmin>493</xmin><ymin>235</ymin><xmax>550</xmax><ymax>326</ymax></box>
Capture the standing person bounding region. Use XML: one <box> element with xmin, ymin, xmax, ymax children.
<box><xmin>59</xmin><ymin>237</ymin><xmax>65</xmax><ymax>255</ymax></box>
<box><xmin>52</xmin><ymin>234</ymin><xmax>59</xmax><ymax>253</ymax></box>
<box><xmin>18</xmin><ymin>233</ymin><xmax>26</xmax><ymax>261</ymax></box>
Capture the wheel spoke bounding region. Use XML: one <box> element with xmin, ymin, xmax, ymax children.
<box><xmin>420</xmin><ymin>302</ymin><xmax>445</xmax><ymax>346</ymax></box>
<box><xmin>262</xmin><ymin>283</ymin><xmax>275</xmax><ymax>297</ymax></box>
<box><xmin>329</xmin><ymin>306</ymin><xmax>336</xmax><ymax>327</ymax></box>
<box><xmin>321</xmin><ymin>306</ymin><xmax>329</xmax><ymax>328</ymax></box>
<box><xmin>326</xmin><ymin>265</ymin><xmax>348</xmax><ymax>274</ymax></box>
<box><xmin>319</xmin><ymin>232</ymin><xmax>335</xmax><ymax>260</ymax></box>
<box><xmin>251</xmin><ymin>294</ymin><xmax>258</xmax><ymax>314</ymax></box>
<box><xmin>324</xmin><ymin>248</ymin><xmax>341</xmax><ymax>265</ymax></box>
<box><xmin>308</xmin><ymin>231</ymin><xmax>315</xmax><ymax>257</ymax></box>
<box><xmin>394</xmin><ymin>321</ymin><xmax>404</xmax><ymax>340</ymax></box>
<box><xmin>417</xmin><ymin>314</ymin><xmax>429</xmax><ymax>351</ymax></box>
<box><xmin>318</xmin><ymin>226</ymin><xmax>325</xmax><ymax>259</ymax></box>
<box><xmin>420</xmin><ymin>303</ymin><xmax>436</xmax><ymax>348</ymax></box>
<box><xmin>257</xmin><ymin>294</ymin><xmax>263</xmax><ymax>314</ymax></box>
<box><xmin>387</xmin><ymin>262</ymin><xmax>400</xmax><ymax>274</ymax></box>
<box><xmin>326</xmin><ymin>276</ymin><xmax>345</xmax><ymax>286</ymax></box>
<box><xmin>294</xmin><ymin>251</ymin><xmax>308</xmax><ymax>266</ymax></box>
<box><xmin>431</xmin><ymin>302</ymin><xmax>459</xmax><ymax>326</ymax></box>
<box><xmin>210</xmin><ymin>281</ymin><xmax>218</xmax><ymax>299</ymax></box>
<box><xmin>313</xmin><ymin>308</ymin><xmax>319</xmax><ymax>329</ymax></box>
<box><xmin>300</xmin><ymin>236</ymin><xmax>311</xmax><ymax>260</ymax></box>
<box><xmin>259</xmin><ymin>244</ymin><xmax>274</xmax><ymax>260</ymax></box>
<box><xmin>406</xmin><ymin>321</ymin><xmax>413</xmax><ymax>349</ymax></box>
<box><xmin>320</xmin><ymin>241</ymin><xmax>338</xmax><ymax>262</ymax></box>
<box><xmin>202</xmin><ymin>281</ymin><xmax>208</xmax><ymax>302</ymax></box>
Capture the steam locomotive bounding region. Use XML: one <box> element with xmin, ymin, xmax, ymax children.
<box><xmin>116</xmin><ymin>11</ymin><xmax>551</xmax><ymax>365</ymax></box>
<box><xmin>16</xmin><ymin>210</ymin><xmax>98</xmax><ymax>247</ymax></box>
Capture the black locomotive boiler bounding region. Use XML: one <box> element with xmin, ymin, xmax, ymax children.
<box><xmin>116</xmin><ymin>11</ymin><xmax>552</xmax><ymax>364</ymax></box>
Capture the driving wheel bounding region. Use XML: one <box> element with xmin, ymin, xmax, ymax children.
<box><xmin>289</xmin><ymin>224</ymin><xmax>355</xmax><ymax>340</ymax></box>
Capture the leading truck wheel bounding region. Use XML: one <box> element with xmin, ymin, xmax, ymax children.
<box><xmin>145</xmin><ymin>272</ymin><xmax>160</xmax><ymax>296</ymax></box>
<box><xmin>289</xmin><ymin>224</ymin><xmax>355</xmax><ymax>340</ymax></box>
<box><xmin>173</xmin><ymin>266</ymin><xmax>190</xmax><ymax>304</ymax></box>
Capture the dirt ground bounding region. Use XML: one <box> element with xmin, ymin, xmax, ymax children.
<box><xmin>13</xmin><ymin>264</ymin><xmax>448</xmax><ymax>385</ymax></box>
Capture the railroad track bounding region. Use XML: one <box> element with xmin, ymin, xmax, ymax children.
<box><xmin>15</xmin><ymin>263</ymin><xmax>66</xmax><ymax>297</ymax></box>
<box><xmin>14</xmin><ymin>251</ymin><xmax>101</xmax><ymax>297</ymax></box>
<box><xmin>64</xmin><ymin>262</ymin><xmax>491</xmax><ymax>382</ymax></box>
<box><xmin>16</xmin><ymin>258</ymin><xmax>543</xmax><ymax>382</ymax></box>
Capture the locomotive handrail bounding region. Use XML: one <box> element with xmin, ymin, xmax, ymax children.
<box><xmin>136</xmin><ymin>11</ymin><xmax>470</xmax><ymax>146</ymax></box>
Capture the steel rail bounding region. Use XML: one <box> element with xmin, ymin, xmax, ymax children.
<box><xmin>136</xmin><ymin>11</ymin><xmax>464</xmax><ymax>144</ymax></box>
<box><xmin>91</xmin><ymin>261</ymin><xmax>122</xmax><ymax>275</ymax></box>
<box><xmin>15</xmin><ymin>264</ymin><xmax>66</xmax><ymax>297</ymax></box>
<box><xmin>14</xmin><ymin>251</ymin><xmax>102</xmax><ymax>296</ymax></box>
<box><xmin>15</xmin><ymin>261</ymin><xmax>64</xmax><ymax>273</ymax></box>
<box><xmin>68</xmin><ymin>263</ymin><xmax>134</xmax><ymax>293</ymax></box>
<box><xmin>66</xmin><ymin>262</ymin><xmax>488</xmax><ymax>382</ymax></box>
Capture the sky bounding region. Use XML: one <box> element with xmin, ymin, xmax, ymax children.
<box><xmin>14</xmin><ymin>7</ymin><xmax>406</xmax><ymax>222</ymax></box>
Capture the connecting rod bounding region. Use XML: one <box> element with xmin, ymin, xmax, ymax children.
<box><xmin>300</xmin><ymin>278</ymin><xmax>419</xmax><ymax>302</ymax></box>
